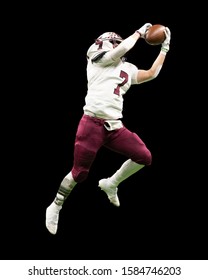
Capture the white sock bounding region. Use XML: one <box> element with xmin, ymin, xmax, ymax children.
<box><xmin>65</xmin><ymin>172</ymin><xmax>77</xmax><ymax>186</ymax></box>
<box><xmin>109</xmin><ymin>159</ymin><xmax>144</xmax><ymax>187</ymax></box>
<box><xmin>54</xmin><ymin>172</ymin><xmax>77</xmax><ymax>206</ymax></box>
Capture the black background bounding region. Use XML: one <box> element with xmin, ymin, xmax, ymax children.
<box><xmin>2</xmin><ymin>4</ymin><xmax>207</xmax><ymax>261</ymax></box>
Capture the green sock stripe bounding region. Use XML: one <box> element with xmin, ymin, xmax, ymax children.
<box><xmin>58</xmin><ymin>185</ymin><xmax>72</xmax><ymax>198</ymax></box>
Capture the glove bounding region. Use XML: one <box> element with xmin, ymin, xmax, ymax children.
<box><xmin>161</xmin><ymin>27</ymin><xmax>171</xmax><ymax>53</ymax></box>
<box><xmin>136</xmin><ymin>23</ymin><xmax>152</xmax><ymax>38</ymax></box>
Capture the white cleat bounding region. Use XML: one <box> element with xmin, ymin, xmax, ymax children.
<box><xmin>45</xmin><ymin>202</ymin><xmax>62</xmax><ymax>235</ymax></box>
<box><xmin>98</xmin><ymin>178</ymin><xmax>120</xmax><ymax>207</ymax></box>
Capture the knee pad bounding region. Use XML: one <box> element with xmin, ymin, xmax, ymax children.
<box><xmin>133</xmin><ymin>147</ymin><xmax>152</xmax><ymax>166</ymax></box>
<box><xmin>71</xmin><ymin>168</ymin><xmax>89</xmax><ymax>183</ymax></box>
<box><xmin>143</xmin><ymin>148</ymin><xmax>152</xmax><ymax>166</ymax></box>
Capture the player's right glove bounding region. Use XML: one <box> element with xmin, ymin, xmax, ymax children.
<box><xmin>136</xmin><ymin>23</ymin><xmax>152</xmax><ymax>38</ymax></box>
<box><xmin>161</xmin><ymin>27</ymin><xmax>171</xmax><ymax>53</ymax></box>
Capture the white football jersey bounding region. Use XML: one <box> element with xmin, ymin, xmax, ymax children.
<box><xmin>83</xmin><ymin>39</ymin><xmax>139</xmax><ymax>120</ymax></box>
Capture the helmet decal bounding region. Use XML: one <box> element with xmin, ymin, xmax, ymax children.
<box><xmin>96</xmin><ymin>32</ymin><xmax>123</xmax><ymax>43</ymax></box>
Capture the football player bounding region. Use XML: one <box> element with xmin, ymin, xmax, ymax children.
<box><xmin>46</xmin><ymin>23</ymin><xmax>171</xmax><ymax>234</ymax></box>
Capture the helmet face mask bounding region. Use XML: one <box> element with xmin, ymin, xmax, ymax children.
<box><xmin>109</xmin><ymin>39</ymin><xmax>122</xmax><ymax>46</ymax></box>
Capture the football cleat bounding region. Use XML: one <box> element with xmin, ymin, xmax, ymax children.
<box><xmin>45</xmin><ymin>202</ymin><xmax>62</xmax><ymax>235</ymax></box>
<box><xmin>98</xmin><ymin>178</ymin><xmax>120</xmax><ymax>207</ymax></box>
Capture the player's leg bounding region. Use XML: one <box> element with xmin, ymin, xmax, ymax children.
<box><xmin>98</xmin><ymin>159</ymin><xmax>144</xmax><ymax>206</ymax></box>
<box><xmin>99</xmin><ymin>127</ymin><xmax>152</xmax><ymax>206</ymax></box>
<box><xmin>45</xmin><ymin>172</ymin><xmax>77</xmax><ymax>235</ymax></box>
<box><xmin>46</xmin><ymin>115</ymin><xmax>105</xmax><ymax>234</ymax></box>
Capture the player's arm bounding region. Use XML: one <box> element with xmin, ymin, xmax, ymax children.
<box><xmin>136</xmin><ymin>27</ymin><xmax>171</xmax><ymax>84</ymax></box>
<box><xmin>104</xmin><ymin>23</ymin><xmax>152</xmax><ymax>62</ymax></box>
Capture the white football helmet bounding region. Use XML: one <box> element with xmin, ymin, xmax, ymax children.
<box><xmin>96</xmin><ymin>32</ymin><xmax>123</xmax><ymax>45</ymax></box>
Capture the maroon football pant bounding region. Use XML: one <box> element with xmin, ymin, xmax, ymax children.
<box><xmin>71</xmin><ymin>114</ymin><xmax>152</xmax><ymax>182</ymax></box>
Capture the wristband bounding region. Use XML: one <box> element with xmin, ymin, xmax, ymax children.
<box><xmin>160</xmin><ymin>48</ymin><xmax>168</xmax><ymax>55</ymax></box>
<box><xmin>161</xmin><ymin>46</ymin><xmax>169</xmax><ymax>53</ymax></box>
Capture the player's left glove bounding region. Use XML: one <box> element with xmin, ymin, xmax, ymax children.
<box><xmin>136</xmin><ymin>23</ymin><xmax>152</xmax><ymax>38</ymax></box>
<box><xmin>161</xmin><ymin>27</ymin><xmax>171</xmax><ymax>53</ymax></box>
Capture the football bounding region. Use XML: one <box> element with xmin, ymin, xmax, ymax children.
<box><xmin>145</xmin><ymin>24</ymin><xmax>166</xmax><ymax>45</ymax></box>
